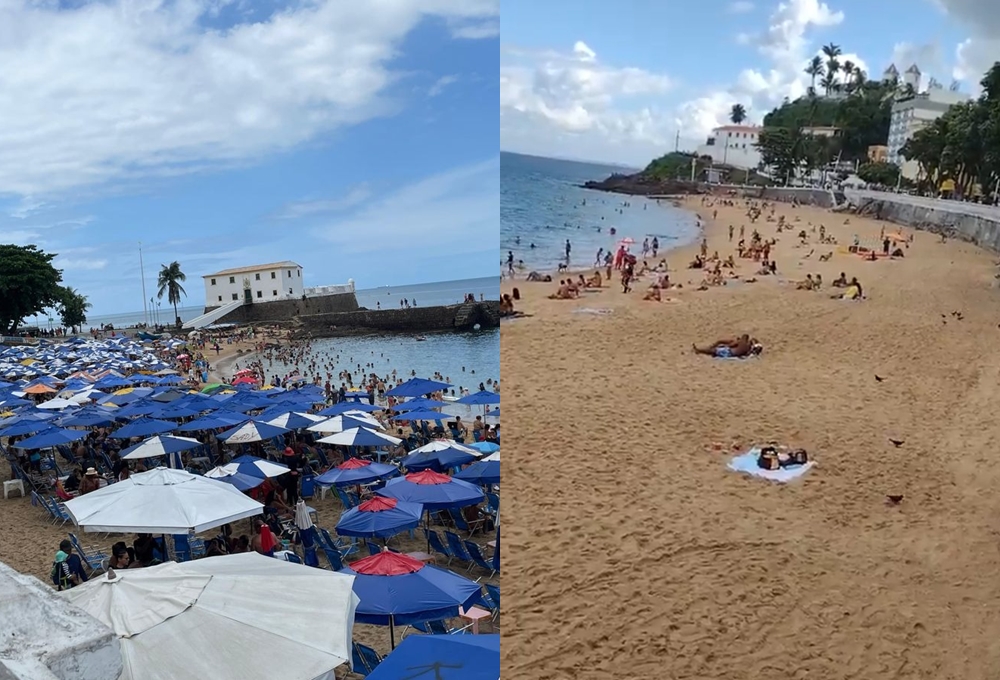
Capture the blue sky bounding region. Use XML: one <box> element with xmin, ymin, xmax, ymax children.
<box><xmin>501</xmin><ymin>0</ymin><xmax>997</xmax><ymax>166</ymax></box>
<box><xmin>0</xmin><ymin>0</ymin><xmax>498</xmax><ymax>316</ymax></box>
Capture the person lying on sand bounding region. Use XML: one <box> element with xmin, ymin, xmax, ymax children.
<box><xmin>722</xmin><ymin>255</ymin><xmax>736</xmax><ymax>269</ymax></box>
<box><xmin>692</xmin><ymin>334</ymin><xmax>753</xmax><ymax>358</ymax></box>
<box><xmin>526</xmin><ymin>271</ymin><xmax>552</xmax><ymax>282</ymax></box>
<box><xmin>500</xmin><ymin>294</ymin><xmax>515</xmax><ymax>316</ymax></box>
<box><xmin>642</xmin><ymin>285</ymin><xmax>661</xmax><ymax>302</ymax></box>
<box><xmin>831</xmin><ymin>272</ymin><xmax>848</xmax><ymax>287</ymax></box>
<box><xmin>818</xmin><ymin>252</ymin><xmax>832</xmax><ymax>262</ymax></box>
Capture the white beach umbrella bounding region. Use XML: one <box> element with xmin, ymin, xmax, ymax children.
<box><xmin>36</xmin><ymin>397</ymin><xmax>80</xmax><ymax>410</ymax></box>
<box><xmin>308</xmin><ymin>413</ymin><xmax>383</xmax><ymax>434</ymax></box>
<box><xmin>62</xmin><ymin>553</ymin><xmax>359</xmax><ymax>680</ymax></box>
<box><xmin>317</xmin><ymin>428</ymin><xmax>402</xmax><ymax>447</ymax></box>
<box><xmin>408</xmin><ymin>440</ymin><xmax>482</xmax><ymax>458</ymax></box>
<box><xmin>64</xmin><ymin>467</ymin><xmax>264</xmax><ymax>534</ymax></box>
<box><xmin>484</xmin><ymin>451</ymin><xmax>500</xmax><ymax>462</ymax></box>
<box><xmin>120</xmin><ymin>435</ymin><xmax>205</xmax><ymax>460</ymax></box>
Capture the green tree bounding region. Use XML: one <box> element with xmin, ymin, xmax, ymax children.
<box><xmin>0</xmin><ymin>244</ymin><xmax>64</xmax><ymax>334</ymax></box>
<box><xmin>730</xmin><ymin>103</ymin><xmax>747</xmax><ymax>124</ymax></box>
<box><xmin>821</xmin><ymin>43</ymin><xmax>842</xmax><ymax>88</ymax></box>
<box><xmin>804</xmin><ymin>55</ymin><xmax>824</xmax><ymax>91</ymax></box>
<box><xmin>156</xmin><ymin>261</ymin><xmax>187</xmax><ymax>327</ymax></box>
<box><xmin>56</xmin><ymin>287</ymin><xmax>91</xmax><ymax>332</ymax></box>
<box><xmin>857</xmin><ymin>161</ymin><xmax>901</xmax><ymax>187</ymax></box>
<box><xmin>757</xmin><ymin>127</ymin><xmax>805</xmax><ymax>183</ymax></box>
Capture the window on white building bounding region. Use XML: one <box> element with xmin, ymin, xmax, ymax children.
<box><xmin>255</xmin><ymin>273</ymin><xmax>260</xmax><ymax>280</ymax></box>
<box><xmin>288</xmin><ymin>288</ymin><xmax>293</xmax><ymax>294</ymax></box>
<box><xmin>217</xmin><ymin>295</ymin><xmax>222</xmax><ymax>302</ymax></box>
<box><xmin>210</xmin><ymin>278</ymin><xmax>216</xmax><ymax>285</ymax></box>
<box><xmin>271</xmin><ymin>272</ymin><xmax>276</xmax><ymax>279</ymax></box>
<box><xmin>257</xmin><ymin>290</ymin><xmax>262</xmax><ymax>298</ymax></box>
<box><xmin>231</xmin><ymin>293</ymin><xmax>238</xmax><ymax>301</ymax></box>
<box><xmin>229</xmin><ymin>276</ymin><xmax>235</xmax><ymax>284</ymax></box>
<box><xmin>272</xmin><ymin>290</ymin><xmax>278</xmax><ymax>296</ymax></box>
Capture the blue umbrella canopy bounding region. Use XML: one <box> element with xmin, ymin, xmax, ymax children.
<box><xmin>385</xmin><ymin>378</ymin><xmax>452</xmax><ymax>398</ymax></box>
<box><xmin>392</xmin><ymin>398</ymin><xmax>449</xmax><ymax>411</ymax></box>
<box><xmin>335</xmin><ymin>496</ymin><xmax>423</xmax><ymax>539</ymax></box>
<box><xmin>456</xmin><ymin>390</ymin><xmax>500</xmax><ymax>406</ymax></box>
<box><xmin>57</xmin><ymin>408</ymin><xmax>118</xmax><ymax>428</ymax></box>
<box><xmin>204</xmin><ymin>468</ymin><xmax>264</xmax><ymax>492</ymax></box>
<box><xmin>316</xmin><ymin>427</ymin><xmax>402</xmax><ymax>447</ymax></box>
<box><xmin>263</xmin><ymin>411</ymin><xmax>322</xmax><ymax>430</ymax></box>
<box><xmin>315</xmin><ymin>458</ymin><xmax>399</xmax><ymax>487</ymax></box>
<box><xmin>400</xmin><ymin>442</ymin><xmax>479</xmax><ymax>473</ymax></box>
<box><xmin>221</xmin><ymin>454</ymin><xmax>290</xmax><ymax>479</ymax></box>
<box><xmin>120</xmin><ymin>435</ymin><xmax>205</xmax><ymax>460</ymax></box>
<box><xmin>219</xmin><ymin>420</ymin><xmax>289</xmax><ymax>444</ymax></box>
<box><xmin>343</xmin><ymin>551</ymin><xmax>484</xmax><ymax>626</ymax></box>
<box><xmin>390</xmin><ymin>410</ymin><xmax>448</xmax><ymax>422</ymax></box>
<box><xmin>377</xmin><ymin>471</ymin><xmax>484</xmax><ymax>510</ymax></box>
<box><xmin>453</xmin><ymin>459</ymin><xmax>501</xmax><ymax>486</ymax></box>
<box><xmin>0</xmin><ymin>419</ymin><xmax>53</xmax><ymax>437</ymax></box>
<box><xmin>315</xmin><ymin>402</ymin><xmax>382</xmax><ymax>416</ymax></box>
<box><xmin>367</xmin><ymin>635</ymin><xmax>499</xmax><ymax>680</ymax></box>
<box><xmin>466</xmin><ymin>441</ymin><xmax>499</xmax><ymax>454</ymax></box>
<box><xmin>175</xmin><ymin>412</ymin><xmax>247</xmax><ymax>432</ymax></box>
<box><xmin>16</xmin><ymin>427</ymin><xmax>87</xmax><ymax>449</ymax></box>
<box><xmin>110</xmin><ymin>417</ymin><xmax>178</xmax><ymax>439</ymax></box>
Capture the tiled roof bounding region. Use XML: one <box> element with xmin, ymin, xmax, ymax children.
<box><xmin>203</xmin><ymin>261</ymin><xmax>301</xmax><ymax>278</ymax></box>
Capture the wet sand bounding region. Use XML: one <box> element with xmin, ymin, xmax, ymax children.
<box><xmin>501</xmin><ymin>195</ymin><xmax>1000</xmax><ymax>679</ymax></box>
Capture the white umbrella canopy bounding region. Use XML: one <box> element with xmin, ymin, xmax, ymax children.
<box><xmin>484</xmin><ymin>451</ymin><xmax>499</xmax><ymax>462</ymax></box>
<box><xmin>120</xmin><ymin>435</ymin><xmax>204</xmax><ymax>460</ymax></box>
<box><xmin>408</xmin><ymin>440</ymin><xmax>482</xmax><ymax>457</ymax></box>
<box><xmin>36</xmin><ymin>397</ymin><xmax>80</xmax><ymax>410</ymax></box>
<box><xmin>307</xmin><ymin>413</ymin><xmax>383</xmax><ymax>433</ymax></box>
<box><xmin>62</xmin><ymin>553</ymin><xmax>359</xmax><ymax>680</ymax></box>
<box><xmin>64</xmin><ymin>467</ymin><xmax>264</xmax><ymax>534</ymax></box>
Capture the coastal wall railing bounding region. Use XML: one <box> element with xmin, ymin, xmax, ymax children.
<box><xmin>182</xmin><ymin>299</ymin><xmax>245</xmax><ymax>330</ymax></box>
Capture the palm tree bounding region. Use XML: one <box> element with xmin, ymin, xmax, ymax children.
<box><xmin>804</xmin><ymin>55</ymin><xmax>824</xmax><ymax>90</ymax></box>
<box><xmin>156</xmin><ymin>261</ymin><xmax>187</xmax><ymax>327</ymax></box>
<box><xmin>842</xmin><ymin>59</ymin><xmax>855</xmax><ymax>93</ymax></box>
<box><xmin>729</xmin><ymin>103</ymin><xmax>747</xmax><ymax>124</ymax></box>
<box><xmin>820</xmin><ymin>71</ymin><xmax>838</xmax><ymax>97</ymax></box>
<box><xmin>821</xmin><ymin>43</ymin><xmax>841</xmax><ymax>85</ymax></box>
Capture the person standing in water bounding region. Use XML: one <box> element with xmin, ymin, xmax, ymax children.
<box><xmin>564</xmin><ymin>239</ymin><xmax>572</xmax><ymax>261</ymax></box>
<box><xmin>651</xmin><ymin>237</ymin><xmax>659</xmax><ymax>257</ymax></box>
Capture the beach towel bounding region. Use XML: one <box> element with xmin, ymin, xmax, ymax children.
<box><xmin>714</xmin><ymin>343</ymin><xmax>763</xmax><ymax>360</ymax></box>
<box><xmin>572</xmin><ymin>308</ymin><xmax>614</xmax><ymax>316</ymax></box>
<box><xmin>728</xmin><ymin>448</ymin><xmax>814</xmax><ymax>482</ymax></box>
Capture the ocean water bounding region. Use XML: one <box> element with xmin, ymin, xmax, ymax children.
<box><xmin>84</xmin><ymin>276</ymin><xmax>499</xmax><ymax>328</ymax></box>
<box><xmin>235</xmin><ymin>329</ymin><xmax>500</xmax><ymax>418</ymax></box>
<box><xmin>500</xmin><ymin>151</ymin><xmax>700</xmax><ymax>272</ymax></box>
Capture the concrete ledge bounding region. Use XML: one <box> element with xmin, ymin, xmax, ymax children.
<box><xmin>0</xmin><ymin>562</ymin><xmax>121</xmax><ymax>680</ymax></box>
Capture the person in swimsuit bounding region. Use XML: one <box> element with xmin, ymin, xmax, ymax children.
<box><xmin>692</xmin><ymin>334</ymin><xmax>752</xmax><ymax>358</ymax></box>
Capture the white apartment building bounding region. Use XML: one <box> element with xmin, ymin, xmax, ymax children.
<box><xmin>203</xmin><ymin>261</ymin><xmax>304</xmax><ymax>307</ymax></box>
<box><xmin>886</xmin><ymin>65</ymin><xmax>969</xmax><ymax>179</ymax></box>
<box><xmin>696</xmin><ymin>125</ymin><xmax>762</xmax><ymax>171</ymax></box>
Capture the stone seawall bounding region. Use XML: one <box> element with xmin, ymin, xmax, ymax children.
<box><xmin>692</xmin><ymin>184</ymin><xmax>844</xmax><ymax>208</ymax></box>
<box><xmin>843</xmin><ymin>190</ymin><xmax>1000</xmax><ymax>250</ymax></box>
<box><xmin>291</xmin><ymin>301</ymin><xmax>501</xmax><ymax>338</ymax></box>
<box><xmin>209</xmin><ymin>291</ymin><xmax>360</xmax><ymax>324</ymax></box>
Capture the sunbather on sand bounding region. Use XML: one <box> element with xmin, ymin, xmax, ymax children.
<box><xmin>642</xmin><ymin>285</ymin><xmax>661</xmax><ymax>302</ymax></box>
<box><xmin>692</xmin><ymin>334</ymin><xmax>753</xmax><ymax>358</ymax></box>
<box><xmin>795</xmin><ymin>274</ymin><xmax>816</xmax><ymax>290</ymax></box>
<box><xmin>831</xmin><ymin>272</ymin><xmax>848</xmax><ymax>287</ymax></box>
<box><xmin>526</xmin><ymin>271</ymin><xmax>552</xmax><ymax>282</ymax></box>
<box><xmin>585</xmin><ymin>271</ymin><xmax>603</xmax><ymax>288</ymax></box>
<box><xmin>547</xmin><ymin>280</ymin><xmax>578</xmax><ymax>300</ymax></box>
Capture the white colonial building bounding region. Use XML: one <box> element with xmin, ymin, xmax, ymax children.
<box><xmin>696</xmin><ymin>124</ymin><xmax>762</xmax><ymax>171</ymax></box>
<box><xmin>886</xmin><ymin>64</ymin><xmax>969</xmax><ymax>179</ymax></box>
<box><xmin>203</xmin><ymin>261</ymin><xmax>305</xmax><ymax>307</ymax></box>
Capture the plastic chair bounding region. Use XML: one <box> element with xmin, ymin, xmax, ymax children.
<box><xmin>485</xmin><ymin>584</ymin><xmax>500</xmax><ymax>621</ymax></box>
<box><xmin>463</xmin><ymin>539</ymin><xmax>496</xmax><ymax>578</ymax></box>
<box><xmin>425</xmin><ymin>529</ymin><xmax>453</xmax><ymax>563</ymax></box>
<box><xmin>68</xmin><ymin>533</ymin><xmax>108</xmax><ymax>573</ymax></box>
<box><xmin>444</xmin><ymin>531</ymin><xmax>473</xmax><ymax>568</ymax></box>
<box><xmin>351</xmin><ymin>642</ymin><xmax>383</xmax><ymax>676</ymax></box>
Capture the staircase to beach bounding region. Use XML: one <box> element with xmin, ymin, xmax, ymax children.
<box><xmin>182</xmin><ymin>299</ymin><xmax>245</xmax><ymax>330</ymax></box>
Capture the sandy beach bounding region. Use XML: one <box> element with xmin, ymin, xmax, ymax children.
<box><xmin>501</xmin><ymin>195</ymin><xmax>1000</xmax><ymax>679</ymax></box>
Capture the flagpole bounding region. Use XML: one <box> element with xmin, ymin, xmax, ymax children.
<box><xmin>139</xmin><ymin>241</ymin><xmax>149</xmax><ymax>327</ymax></box>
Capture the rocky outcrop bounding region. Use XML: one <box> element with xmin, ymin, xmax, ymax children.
<box><xmin>289</xmin><ymin>301</ymin><xmax>500</xmax><ymax>339</ymax></box>
<box><xmin>582</xmin><ymin>173</ymin><xmax>705</xmax><ymax>196</ymax></box>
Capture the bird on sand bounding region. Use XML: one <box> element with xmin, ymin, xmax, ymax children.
<box><xmin>875</xmin><ymin>375</ymin><xmax>885</xmax><ymax>383</ymax></box>
<box><xmin>889</xmin><ymin>438</ymin><xmax>905</xmax><ymax>448</ymax></box>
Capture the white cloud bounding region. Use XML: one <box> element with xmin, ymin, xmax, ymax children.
<box><xmin>728</xmin><ymin>1</ymin><xmax>755</xmax><ymax>13</ymax></box>
<box><xmin>273</xmin><ymin>186</ymin><xmax>373</xmax><ymax>220</ymax></box>
<box><xmin>313</xmin><ymin>158</ymin><xmax>497</xmax><ymax>257</ymax></box>
<box><xmin>428</xmin><ymin>74</ymin><xmax>460</xmax><ymax>97</ymax></box>
<box><xmin>500</xmin><ymin>41</ymin><xmax>675</xmax><ymax>162</ymax></box>
<box><xmin>0</xmin><ymin>0</ymin><xmax>497</xmax><ymax>198</ymax></box>
<box><xmin>933</xmin><ymin>0</ymin><xmax>1000</xmax><ymax>85</ymax></box>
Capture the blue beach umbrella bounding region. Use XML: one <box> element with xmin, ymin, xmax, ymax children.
<box><xmin>400</xmin><ymin>441</ymin><xmax>479</xmax><ymax>473</ymax></box>
<box><xmin>385</xmin><ymin>378</ymin><xmax>452</xmax><ymax>398</ymax></box>
<box><xmin>0</xmin><ymin>419</ymin><xmax>53</xmax><ymax>437</ymax></box>
<box><xmin>343</xmin><ymin>550</ymin><xmax>485</xmax><ymax>647</ymax></box>
<box><xmin>456</xmin><ymin>390</ymin><xmax>501</xmax><ymax>406</ymax></box>
<box><xmin>377</xmin><ymin>471</ymin><xmax>484</xmax><ymax>511</ymax></box>
<box><xmin>119</xmin><ymin>434</ymin><xmax>205</xmax><ymax>460</ymax></box>
<box><xmin>486</xmin><ymin>408</ymin><xmax>499</xmax><ymax>417</ymax></box>
<box><xmin>390</xmin><ymin>410</ymin><xmax>448</xmax><ymax>422</ymax></box>
<box><xmin>466</xmin><ymin>441</ymin><xmax>499</xmax><ymax>454</ymax></box>
<box><xmin>392</xmin><ymin>398</ymin><xmax>449</xmax><ymax>411</ymax></box>
<box><xmin>335</xmin><ymin>496</ymin><xmax>424</xmax><ymax>539</ymax></box>
<box><xmin>175</xmin><ymin>412</ymin><xmax>247</xmax><ymax>432</ymax></box>
<box><xmin>110</xmin><ymin>417</ymin><xmax>178</xmax><ymax>439</ymax></box>
<box><xmin>218</xmin><ymin>420</ymin><xmax>289</xmax><ymax>444</ymax></box>
<box><xmin>316</xmin><ymin>402</ymin><xmax>382</xmax><ymax>416</ymax></box>
<box><xmin>315</xmin><ymin>458</ymin><xmax>399</xmax><ymax>487</ymax></box>
<box><xmin>308</xmin><ymin>414</ymin><xmax>382</xmax><ymax>434</ymax></box>
<box><xmin>16</xmin><ymin>427</ymin><xmax>87</xmax><ymax>449</ymax></box>
<box><xmin>205</xmin><ymin>468</ymin><xmax>264</xmax><ymax>492</ymax></box>
<box><xmin>367</xmin><ymin>634</ymin><xmax>500</xmax><ymax>680</ymax></box>
<box><xmin>316</xmin><ymin>427</ymin><xmax>402</xmax><ymax>447</ymax></box>
<box><xmin>264</xmin><ymin>411</ymin><xmax>322</xmax><ymax>430</ymax></box>
<box><xmin>221</xmin><ymin>454</ymin><xmax>290</xmax><ymax>479</ymax></box>
<box><xmin>453</xmin><ymin>458</ymin><xmax>501</xmax><ymax>486</ymax></box>
<box><xmin>57</xmin><ymin>408</ymin><xmax>118</xmax><ymax>428</ymax></box>
<box><xmin>151</xmin><ymin>405</ymin><xmax>204</xmax><ymax>420</ymax></box>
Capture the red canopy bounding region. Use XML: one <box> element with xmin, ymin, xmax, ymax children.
<box><xmin>350</xmin><ymin>550</ymin><xmax>424</xmax><ymax>576</ymax></box>
<box><xmin>405</xmin><ymin>470</ymin><xmax>451</xmax><ymax>485</ymax></box>
<box><xmin>337</xmin><ymin>458</ymin><xmax>372</xmax><ymax>470</ymax></box>
<box><xmin>358</xmin><ymin>496</ymin><xmax>398</xmax><ymax>513</ymax></box>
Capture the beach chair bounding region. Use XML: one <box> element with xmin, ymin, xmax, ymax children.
<box><xmin>335</xmin><ymin>488</ymin><xmax>357</xmax><ymax>509</ymax></box>
<box><xmin>319</xmin><ymin>544</ymin><xmax>344</xmax><ymax>571</ymax></box>
<box><xmin>366</xmin><ymin>541</ymin><xmax>381</xmax><ymax>556</ymax></box>
<box><xmin>32</xmin><ymin>491</ymin><xmax>56</xmax><ymax>522</ymax></box>
<box><xmin>68</xmin><ymin>533</ymin><xmax>108</xmax><ymax>574</ymax></box>
<box><xmin>425</xmin><ymin>529</ymin><xmax>453</xmax><ymax>563</ymax></box>
<box><xmin>448</xmin><ymin>507</ymin><xmax>485</xmax><ymax>536</ymax></box>
<box><xmin>319</xmin><ymin>527</ymin><xmax>358</xmax><ymax>559</ymax></box>
<box><xmin>351</xmin><ymin>642</ymin><xmax>383</xmax><ymax>676</ymax></box>
<box><xmin>444</xmin><ymin>531</ymin><xmax>473</xmax><ymax>569</ymax></box>
<box><xmin>44</xmin><ymin>496</ymin><xmax>73</xmax><ymax>526</ymax></box>
<box><xmin>486</xmin><ymin>492</ymin><xmax>500</xmax><ymax>517</ymax></box>
<box><xmin>464</xmin><ymin>539</ymin><xmax>496</xmax><ymax>578</ymax></box>
<box><xmin>485</xmin><ymin>584</ymin><xmax>500</xmax><ymax>622</ymax></box>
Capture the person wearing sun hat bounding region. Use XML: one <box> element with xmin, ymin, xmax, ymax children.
<box><xmin>79</xmin><ymin>467</ymin><xmax>101</xmax><ymax>495</ymax></box>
